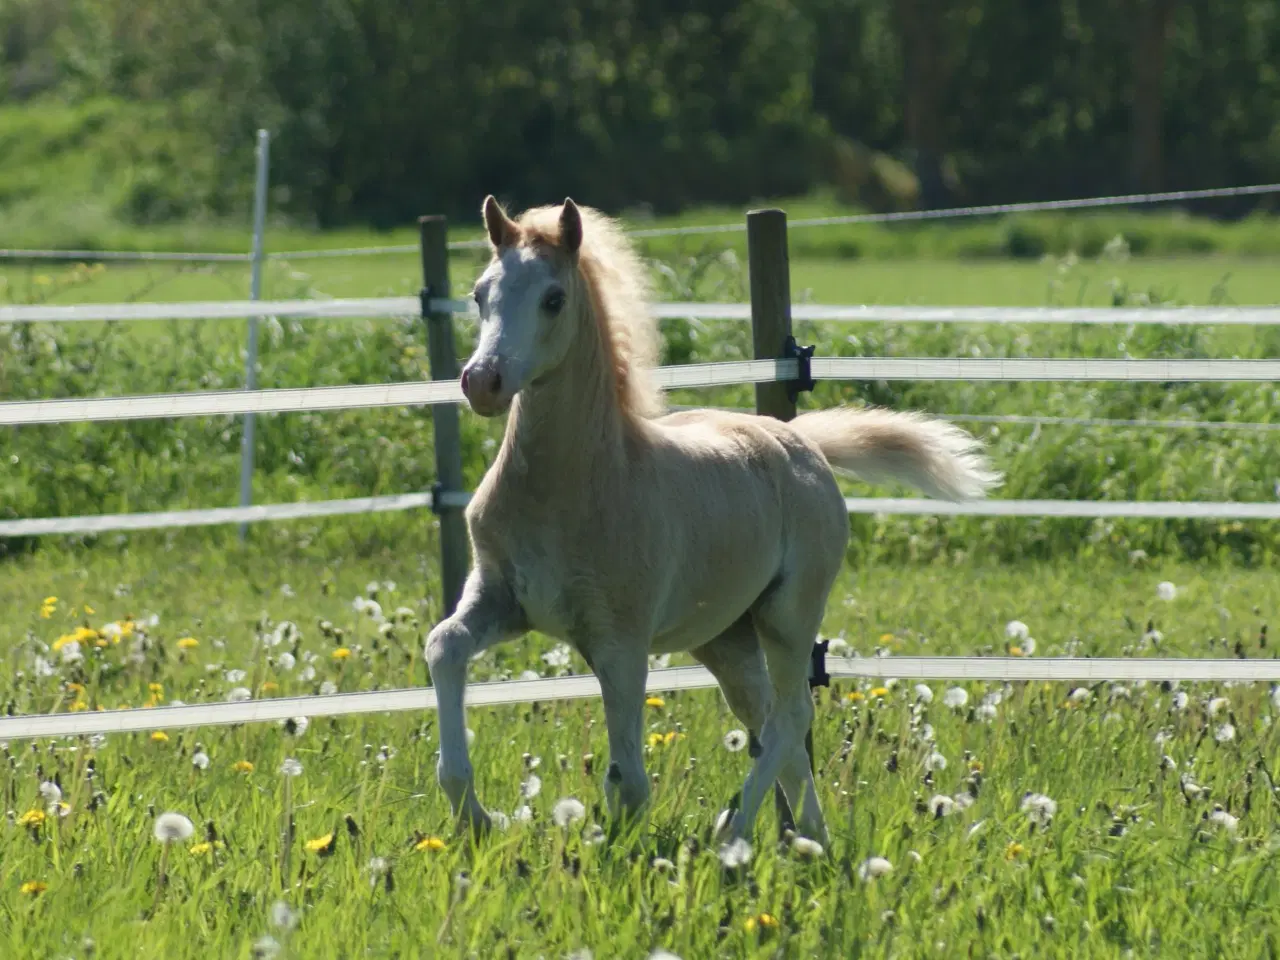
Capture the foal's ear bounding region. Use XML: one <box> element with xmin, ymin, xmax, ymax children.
<box><xmin>559</xmin><ymin>198</ymin><xmax>583</xmax><ymax>255</ymax></box>
<box><xmin>482</xmin><ymin>195</ymin><xmax>519</xmax><ymax>249</ymax></box>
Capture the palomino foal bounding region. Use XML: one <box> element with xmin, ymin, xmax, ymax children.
<box><xmin>425</xmin><ymin>196</ymin><xmax>1000</xmax><ymax>845</ymax></box>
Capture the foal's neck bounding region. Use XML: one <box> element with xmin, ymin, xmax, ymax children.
<box><xmin>499</xmin><ymin>310</ymin><xmax>633</xmax><ymax>500</ymax></box>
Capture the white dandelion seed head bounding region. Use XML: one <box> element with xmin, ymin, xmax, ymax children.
<box><xmin>319</xmin><ymin>680</ymin><xmax>338</xmax><ymax>696</ymax></box>
<box><xmin>279</xmin><ymin>758</ymin><xmax>303</xmax><ymax>778</ymax></box>
<box><xmin>225</xmin><ymin>669</ymin><xmax>247</xmax><ymax>684</ymax></box>
<box><xmin>1069</xmin><ymin>687</ymin><xmax>1092</xmax><ymax>703</ymax></box>
<box><xmin>192</xmin><ymin>751</ymin><xmax>210</xmax><ymax>770</ymax></box>
<box><xmin>907</xmin><ymin>849</ymin><xmax>923</xmax><ymax>864</ymax></box>
<box><xmin>299</xmin><ymin>665</ymin><xmax>317</xmax><ymax>683</ymax></box>
<box><xmin>518</xmin><ymin>669</ymin><xmax>542</xmax><ymax>681</ymax></box>
<box><xmin>826</xmin><ymin>637</ymin><xmax>852</xmax><ymax>657</ymax></box>
<box><xmin>857</xmin><ymin>856</ymin><xmax>893</xmax><ymax>881</ymax></box>
<box><xmin>153</xmin><ymin>811</ymin><xmax>195</xmax><ymax>843</ymax></box>
<box><xmin>723</xmin><ymin>729</ymin><xmax>749</xmax><ymax>753</ymax></box>
<box><xmin>276</xmin><ymin>652</ymin><xmax>296</xmax><ymax>671</ymax></box>
<box><xmin>1021</xmin><ymin>637</ymin><xmax>1037</xmax><ymax>655</ymax></box>
<box><xmin>521</xmin><ymin>774</ymin><xmax>542</xmax><ymax>799</ymax></box>
<box><xmin>512</xmin><ymin>805</ymin><xmax>533</xmax><ymax>823</ymax></box>
<box><xmin>489</xmin><ymin>811</ymin><xmax>511</xmax><ymax>831</ymax></box>
<box><xmin>647</xmin><ymin>951</ymin><xmax>683</xmax><ymax>960</ymax></box>
<box><xmin>269</xmin><ymin>900</ymin><xmax>298</xmax><ymax>930</ymax></box>
<box><xmin>651</xmin><ymin>857</ymin><xmax>676</xmax><ymax>873</ymax></box>
<box><xmin>942</xmin><ymin>687</ymin><xmax>968</xmax><ymax>709</ymax></box>
<box><xmin>1214</xmin><ymin>723</ymin><xmax>1236</xmax><ymax>743</ymax></box>
<box><xmin>541</xmin><ymin>644</ymin><xmax>573</xmax><ymax>669</ymax></box>
<box><xmin>1208</xmin><ymin>808</ymin><xmax>1238</xmax><ymax>833</ymax></box>
<box><xmin>38</xmin><ymin>781</ymin><xmax>62</xmax><ymax>804</ymax></box>
<box><xmin>1156</xmin><ymin>581</ymin><xmax>1177</xmax><ymax>601</ymax></box>
<box><xmin>791</xmin><ymin>836</ymin><xmax>824</xmax><ymax>859</ymax></box>
<box><xmin>925</xmin><ymin>751</ymin><xmax>948</xmax><ymax>772</ymax></box>
<box><xmin>252</xmin><ymin>935</ymin><xmax>281</xmax><ymax>959</ymax></box>
<box><xmin>552</xmin><ymin>797</ymin><xmax>586</xmax><ymax>827</ymax></box>
<box><xmin>227</xmin><ymin>687</ymin><xmax>252</xmax><ymax>703</ymax></box>
<box><xmin>583</xmin><ymin>824</ymin><xmax>607</xmax><ymax>846</ymax></box>
<box><xmin>953</xmin><ymin>791</ymin><xmax>976</xmax><ymax>811</ymax></box>
<box><xmin>929</xmin><ymin>795</ymin><xmax>956</xmax><ymax>818</ymax></box>
<box><xmin>60</xmin><ymin>641</ymin><xmax>82</xmax><ymax>664</ymax></box>
<box><xmin>1005</xmin><ymin>620</ymin><xmax>1030</xmax><ymax>641</ymax></box>
<box><xmin>367</xmin><ymin>856</ymin><xmax>390</xmax><ymax>876</ymax></box>
<box><xmin>1207</xmin><ymin>697</ymin><xmax>1229</xmax><ymax>716</ymax></box>
<box><xmin>975</xmin><ymin>703</ymin><xmax>998</xmax><ymax>723</ymax></box>
<box><xmin>914</xmin><ymin>683</ymin><xmax>934</xmax><ymax>703</ymax></box>
<box><xmin>717</xmin><ymin>837</ymin><xmax>752</xmax><ymax>869</ymax></box>
<box><xmin>1171</xmin><ymin>691</ymin><xmax>1189</xmax><ymax>710</ymax></box>
<box><xmin>1021</xmin><ymin>792</ymin><xmax>1058</xmax><ymax>826</ymax></box>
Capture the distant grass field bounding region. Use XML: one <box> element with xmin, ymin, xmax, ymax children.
<box><xmin>3</xmin><ymin>546</ymin><xmax>1279</xmax><ymax>958</ymax></box>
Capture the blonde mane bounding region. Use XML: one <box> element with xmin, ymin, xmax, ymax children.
<box><xmin>514</xmin><ymin>204</ymin><xmax>666</xmax><ymax>419</ymax></box>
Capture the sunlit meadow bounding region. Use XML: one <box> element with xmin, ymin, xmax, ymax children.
<box><xmin>4</xmin><ymin>544</ymin><xmax>1280</xmax><ymax>958</ymax></box>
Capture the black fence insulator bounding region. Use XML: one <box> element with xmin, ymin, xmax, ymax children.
<box><xmin>784</xmin><ymin>335</ymin><xmax>816</xmax><ymax>403</ymax></box>
<box><xmin>809</xmin><ymin>639</ymin><xmax>831</xmax><ymax>689</ymax></box>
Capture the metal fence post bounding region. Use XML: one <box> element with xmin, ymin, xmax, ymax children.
<box><xmin>419</xmin><ymin>216</ymin><xmax>469</xmax><ymax>616</ymax></box>
<box><xmin>746</xmin><ymin>208</ymin><xmax>818</xmax><ymax>839</ymax></box>
<box><xmin>238</xmin><ymin>128</ymin><xmax>270</xmax><ymax>540</ymax></box>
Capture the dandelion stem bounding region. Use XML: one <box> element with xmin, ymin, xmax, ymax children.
<box><xmin>150</xmin><ymin>843</ymin><xmax>170</xmax><ymax>919</ymax></box>
<box><xmin>280</xmin><ymin>775</ymin><xmax>293</xmax><ymax>891</ymax></box>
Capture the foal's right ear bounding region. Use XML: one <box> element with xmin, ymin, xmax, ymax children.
<box><xmin>482</xmin><ymin>195</ymin><xmax>519</xmax><ymax>249</ymax></box>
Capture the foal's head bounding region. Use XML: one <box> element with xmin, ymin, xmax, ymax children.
<box><xmin>460</xmin><ymin>196</ymin><xmax>663</xmax><ymax>419</ymax></box>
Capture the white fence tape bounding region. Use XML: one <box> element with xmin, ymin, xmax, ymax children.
<box><xmin>8</xmin><ymin>296</ymin><xmax>1280</xmax><ymax>327</ymax></box>
<box><xmin>842</xmin><ymin>498</ymin><xmax>1280</xmax><ymax>519</ymax></box>
<box><xmin>1</xmin><ymin>655</ymin><xmax>1277</xmax><ymax>741</ymax></box>
<box><xmin>0</xmin><ymin>297</ymin><xmax>420</xmax><ymax>325</ymax></box>
<box><xmin>6</xmin><ymin>493</ymin><xmax>1274</xmax><ymax>539</ymax></box>
<box><xmin>7</xmin><ymin>356</ymin><xmax>1280</xmax><ymax>427</ymax></box>
<box><xmin>811</xmin><ymin>356</ymin><xmax>1280</xmax><ymax>382</ymax></box>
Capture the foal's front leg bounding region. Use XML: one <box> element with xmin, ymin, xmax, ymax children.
<box><xmin>425</xmin><ymin>571</ymin><xmax>525</xmax><ymax>833</ymax></box>
<box><xmin>591</xmin><ymin>643</ymin><xmax>651</xmax><ymax>821</ymax></box>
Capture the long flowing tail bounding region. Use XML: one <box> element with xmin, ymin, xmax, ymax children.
<box><xmin>790</xmin><ymin>406</ymin><xmax>1002</xmax><ymax>501</ymax></box>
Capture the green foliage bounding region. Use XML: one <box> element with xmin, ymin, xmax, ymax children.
<box><xmin>3</xmin><ymin>0</ymin><xmax>1280</xmax><ymax>228</ymax></box>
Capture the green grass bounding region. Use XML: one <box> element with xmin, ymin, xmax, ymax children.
<box><xmin>3</xmin><ymin>543</ymin><xmax>1280</xmax><ymax>958</ymax></box>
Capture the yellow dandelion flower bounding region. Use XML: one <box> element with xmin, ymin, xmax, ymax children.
<box><xmin>53</xmin><ymin>802</ymin><xmax>70</xmax><ymax>817</ymax></box>
<box><xmin>20</xmin><ymin>880</ymin><xmax>47</xmax><ymax>896</ymax></box>
<box><xmin>869</xmin><ymin>687</ymin><xmax>889</xmax><ymax>698</ymax></box>
<box><xmin>233</xmin><ymin>760</ymin><xmax>255</xmax><ymax>773</ymax></box>
<box><xmin>415</xmin><ymin>835</ymin><xmax>447</xmax><ymax>852</ymax></box>
<box><xmin>148</xmin><ymin>683</ymin><xmax>164</xmax><ymax>695</ymax></box>
<box><xmin>261</xmin><ymin>681</ymin><xmax>280</xmax><ymax>693</ymax></box>
<box><xmin>1009</xmin><ymin>646</ymin><xmax>1024</xmax><ymax>657</ymax></box>
<box><xmin>645</xmin><ymin>696</ymin><xmax>665</xmax><ymax>708</ymax></box>
<box><xmin>17</xmin><ymin>809</ymin><xmax>45</xmax><ymax>829</ymax></box>
<box><xmin>150</xmin><ymin>731</ymin><xmax>169</xmax><ymax>743</ymax></box>
<box><xmin>69</xmin><ymin>700</ymin><xmax>89</xmax><ymax>712</ymax></box>
<box><xmin>176</xmin><ymin>637</ymin><xmax>199</xmax><ymax>650</ymax></box>
<box><xmin>968</xmin><ymin>759</ymin><xmax>984</xmax><ymax>773</ymax></box>
<box><xmin>331</xmin><ymin>647</ymin><xmax>351</xmax><ymax>661</ymax></box>
<box><xmin>73</xmin><ymin>626</ymin><xmax>99</xmax><ymax>643</ymax></box>
<box><xmin>305</xmin><ymin>832</ymin><xmax>336</xmax><ymax>854</ymax></box>
<box><xmin>745</xmin><ymin>913</ymin><xmax>779</xmax><ymax>933</ymax></box>
<box><xmin>85</xmin><ymin>605</ymin><xmax>95</xmax><ymax>614</ymax></box>
<box><xmin>52</xmin><ymin>634</ymin><xmax>77</xmax><ymax>652</ymax></box>
<box><xmin>878</xmin><ymin>633</ymin><xmax>894</xmax><ymax>643</ymax></box>
<box><xmin>43</xmin><ymin>596</ymin><xmax>58</xmax><ymax>606</ymax></box>
<box><xmin>189</xmin><ymin>840</ymin><xmax>224</xmax><ymax>855</ymax></box>
<box><xmin>846</xmin><ymin>691</ymin><xmax>865</xmax><ymax>702</ymax></box>
<box><xmin>1005</xmin><ymin>841</ymin><xmax>1025</xmax><ymax>860</ymax></box>
<box><xmin>66</xmin><ymin>682</ymin><xmax>85</xmax><ymax>694</ymax></box>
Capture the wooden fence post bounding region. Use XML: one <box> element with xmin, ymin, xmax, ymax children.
<box><xmin>747</xmin><ymin>208</ymin><xmax>817</xmax><ymax>839</ymax></box>
<box><xmin>419</xmin><ymin>216</ymin><xmax>469</xmax><ymax>617</ymax></box>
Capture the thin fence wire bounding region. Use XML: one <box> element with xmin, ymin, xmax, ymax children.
<box><xmin>2</xmin><ymin>655</ymin><xmax>1278</xmax><ymax>741</ymax></box>
<box><xmin>2</xmin><ymin>182</ymin><xmax>1276</xmax><ymax>263</ymax></box>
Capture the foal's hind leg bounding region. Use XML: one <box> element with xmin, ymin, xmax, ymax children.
<box><xmin>728</xmin><ymin>578</ymin><xmax>831</xmax><ymax>845</ymax></box>
<box><xmin>690</xmin><ymin>614</ymin><xmax>772</xmax><ymax>737</ymax></box>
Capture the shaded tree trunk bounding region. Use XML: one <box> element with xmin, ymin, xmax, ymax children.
<box><xmin>895</xmin><ymin>0</ymin><xmax>952</xmax><ymax>209</ymax></box>
<box><xmin>1130</xmin><ymin>0</ymin><xmax>1177</xmax><ymax>192</ymax></box>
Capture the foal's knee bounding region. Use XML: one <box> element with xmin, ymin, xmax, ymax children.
<box><xmin>425</xmin><ymin>620</ymin><xmax>470</xmax><ymax>680</ymax></box>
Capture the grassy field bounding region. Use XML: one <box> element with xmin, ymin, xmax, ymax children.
<box><xmin>3</xmin><ymin>544</ymin><xmax>1279</xmax><ymax>958</ymax></box>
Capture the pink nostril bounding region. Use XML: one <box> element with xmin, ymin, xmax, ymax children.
<box><xmin>460</xmin><ymin>368</ymin><xmax>471</xmax><ymax>394</ymax></box>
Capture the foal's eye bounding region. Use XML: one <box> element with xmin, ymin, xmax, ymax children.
<box><xmin>541</xmin><ymin>288</ymin><xmax>565</xmax><ymax>314</ymax></box>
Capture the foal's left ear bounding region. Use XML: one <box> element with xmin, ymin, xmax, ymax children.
<box><xmin>559</xmin><ymin>198</ymin><xmax>582</xmax><ymax>256</ymax></box>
